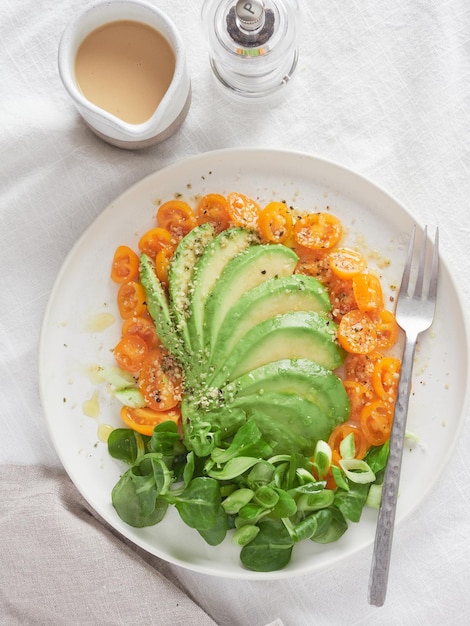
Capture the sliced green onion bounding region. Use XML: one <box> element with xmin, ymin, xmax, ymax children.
<box><xmin>366</xmin><ymin>483</ymin><xmax>383</xmax><ymax>509</ymax></box>
<box><xmin>331</xmin><ymin>465</ymin><xmax>349</xmax><ymax>491</ymax></box>
<box><xmin>114</xmin><ymin>387</ymin><xmax>146</xmax><ymax>408</ymax></box>
<box><xmin>296</xmin><ymin>468</ymin><xmax>317</xmax><ymax>484</ymax></box>
<box><xmin>232</xmin><ymin>524</ymin><xmax>260</xmax><ymax>546</ymax></box>
<box><xmin>222</xmin><ymin>488</ymin><xmax>254</xmax><ymax>514</ymax></box>
<box><xmin>313</xmin><ymin>440</ymin><xmax>331</xmax><ymax>479</ymax></box>
<box><xmin>339</xmin><ymin>432</ymin><xmax>355</xmax><ymax>460</ymax></box>
<box><xmin>99</xmin><ymin>366</ymin><xmax>136</xmax><ymax>388</ymax></box>
<box><xmin>297</xmin><ymin>489</ymin><xmax>335</xmax><ymax>512</ymax></box>
<box><xmin>254</xmin><ymin>486</ymin><xmax>279</xmax><ymax>508</ymax></box>
<box><xmin>405</xmin><ymin>430</ymin><xmax>419</xmax><ymax>448</ymax></box>
<box><xmin>339</xmin><ymin>459</ymin><xmax>376</xmax><ymax>484</ymax></box>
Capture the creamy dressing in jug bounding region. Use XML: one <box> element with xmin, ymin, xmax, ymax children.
<box><xmin>75</xmin><ymin>20</ymin><xmax>176</xmax><ymax>124</ymax></box>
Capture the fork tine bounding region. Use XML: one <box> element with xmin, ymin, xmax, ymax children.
<box><xmin>428</xmin><ymin>228</ymin><xmax>439</xmax><ymax>302</ymax></box>
<box><xmin>399</xmin><ymin>224</ymin><xmax>416</xmax><ymax>297</ymax></box>
<box><xmin>413</xmin><ymin>225</ymin><xmax>428</xmax><ymax>298</ymax></box>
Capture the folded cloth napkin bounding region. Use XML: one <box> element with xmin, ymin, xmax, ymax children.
<box><xmin>0</xmin><ymin>465</ymin><xmax>218</xmax><ymax>626</ymax></box>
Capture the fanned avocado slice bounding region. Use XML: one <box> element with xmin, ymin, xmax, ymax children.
<box><xmin>186</xmin><ymin>227</ymin><xmax>258</xmax><ymax>354</ymax></box>
<box><xmin>211</xmin><ymin>274</ymin><xmax>331</xmax><ymax>366</ymax></box>
<box><xmin>167</xmin><ymin>223</ymin><xmax>215</xmax><ymax>354</ymax></box>
<box><xmin>210</xmin><ymin>310</ymin><xmax>345</xmax><ymax>386</ymax></box>
<box><xmin>203</xmin><ymin>243</ymin><xmax>299</xmax><ymax>354</ymax></box>
<box><xmin>223</xmin><ymin>358</ymin><xmax>350</xmax><ymax>424</ymax></box>
<box><xmin>139</xmin><ymin>253</ymin><xmax>184</xmax><ymax>359</ymax></box>
<box><xmin>234</xmin><ymin>393</ymin><xmax>343</xmax><ymax>456</ymax></box>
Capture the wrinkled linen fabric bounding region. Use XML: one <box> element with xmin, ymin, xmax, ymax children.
<box><xmin>0</xmin><ymin>465</ymin><xmax>218</xmax><ymax>626</ymax></box>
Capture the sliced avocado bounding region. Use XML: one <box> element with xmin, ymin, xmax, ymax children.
<box><xmin>186</xmin><ymin>227</ymin><xmax>258</xmax><ymax>354</ymax></box>
<box><xmin>211</xmin><ymin>274</ymin><xmax>331</xmax><ymax>365</ymax></box>
<box><xmin>167</xmin><ymin>223</ymin><xmax>215</xmax><ymax>354</ymax></box>
<box><xmin>140</xmin><ymin>254</ymin><xmax>183</xmax><ymax>358</ymax></box>
<box><xmin>203</xmin><ymin>243</ymin><xmax>299</xmax><ymax>352</ymax></box>
<box><xmin>235</xmin><ymin>393</ymin><xmax>341</xmax><ymax>456</ymax></box>
<box><xmin>224</xmin><ymin>358</ymin><xmax>350</xmax><ymax>424</ymax></box>
<box><xmin>181</xmin><ymin>368</ymin><xmax>349</xmax><ymax>457</ymax></box>
<box><xmin>210</xmin><ymin>311</ymin><xmax>344</xmax><ymax>386</ymax></box>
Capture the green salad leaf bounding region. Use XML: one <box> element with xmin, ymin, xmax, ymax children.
<box><xmin>108</xmin><ymin>418</ymin><xmax>389</xmax><ymax>571</ymax></box>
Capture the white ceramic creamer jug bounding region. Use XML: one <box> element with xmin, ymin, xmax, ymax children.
<box><xmin>58</xmin><ymin>0</ymin><xmax>191</xmax><ymax>149</ymax></box>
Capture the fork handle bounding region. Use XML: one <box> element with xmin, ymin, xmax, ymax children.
<box><xmin>368</xmin><ymin>335</ymin><xmax>418</xmax><ymax>606</ymax></box>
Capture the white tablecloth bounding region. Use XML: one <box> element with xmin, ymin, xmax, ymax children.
<box><xmin>1</xmin><ymin>1</ymin><xmax>470</xmax><ymax>624</ymax></box>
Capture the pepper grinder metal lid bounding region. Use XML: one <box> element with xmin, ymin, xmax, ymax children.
<box><xmin>201</xmin><ymin>0</ymin><xmax>300</xmax><ymax>100</ymax></box>
<box><xmin>236</xmin><ymin>0</ymin><xmax>265</xmax><ymax>32</ymax></box>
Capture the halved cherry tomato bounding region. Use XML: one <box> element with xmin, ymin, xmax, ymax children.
<box><xmin>295</xmin><ymin>251</ymin><xmax>332</xmax><ymax>284</ymax></box>
<box><xmin>293</xmin><ymin>212</ymin><xmax>343</xmax><ymax>251</ymax></box>
<box><xmin>360</xmin><ymin>400</ymin><xmax>394</xmax><ymax>446</ymax></box>
<box><xmin>372</xmin><ymin>356</ymin><xmax>401</xmax><ymax>401</ymax></box>
<box><xmin>258</xmin><ymin>202</ymin><xmax>294</xmax><ymax>245</ymax></box>
<box><xmin>328</xmin><ymin>423</ymin><xmax>369</xmax><ymax>464</ymax></box>
<box><xmin>120</xmin><ymin>405</ymin><xmax>181</xmax><ymax>436</ymax></box>
<box><xmin>156</xmin><ymin>200</ymin><xmax>198</xmax><ymax>237</ymax></box>
<box><xmin>121</xmin><ymin>315</ymin><xmax>160</xmax><ymax>350</ymax></box>
<box><xmin>138</xmin><ymin>348</ymin><xmax>183</xmax><ymax>411</ymax></box>
<box><xmin>344</xmin><ymin>351</ymin><xmax>383</xmax><ymax>387</ymax></box>
<box><xmin>117</xmin><ymin>281</ymin><xmax>147</xmax><ymax>319</ymax></box>
<box><xmin>374</xmin><ymin>309</ymin><xmax>400</xmax><ymax>350</ymax></box>
<box><xmin>155</xmin><ymin>247</ymin><xmax>173</xmax><ymax>287</ymax></box>
<box><xmin>328</xmin><ymin>277</ymin><xmax>357</xmax><ymax>322</ymax></box>
<box><xmin>329</xmin><ymin>248</ymin><xmax>367</xmax><ymax>280</ymax></box>
<box><xmin>113</xmin><ymin>335</ymin><xmax>148</xmax><ymax>373</ymax></box>
<box><xmin>352</xmin><ymin>272</ymin><xmax>384</xmax><ymax>313</ymax></box>
<box><xmin>196</xmin><ymin>193</ymin><xmax>231</xmax><ymax>233</ymax></box>
<box><xmin>337</xmin><ymin>309</ymin><xmax>378</xmax><ymax>354</ymax></box>
<box><xmin>138</xmin><ymin>227</ymin><xmax>174</xmax><ymax>259</ymax></box>
<box><xmin>227</xmin><ymin>192</ymin><xmax>261</xmax><ymax>229</ymax></box>
<box><xmin>343</xmin><ymin>380</ymin><xmax>375</xmax><ymax>423</ymax></box>
<box><xmin>110</xmin><ymin>245</ymin><xmax>140</xmax><ymax>284</ymax></box>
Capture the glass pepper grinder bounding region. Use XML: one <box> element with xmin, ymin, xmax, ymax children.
<box><xmin>201</xmin><ymin>0</ymin><xmax>300</xmax><ymax>100</ymax></box>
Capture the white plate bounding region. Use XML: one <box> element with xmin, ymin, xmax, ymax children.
<box><xmin>39</xmin><ymin>148</ymin><xmax>470</xmax><ymax>580</ymax></box>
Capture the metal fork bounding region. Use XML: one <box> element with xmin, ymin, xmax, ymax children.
<box><xmin>368</xmin><ymin>224</ymin><xmax>439</xmax><ymax>606</ymax></box>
